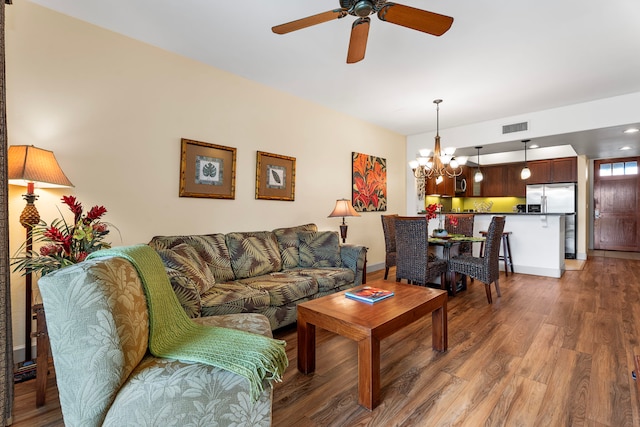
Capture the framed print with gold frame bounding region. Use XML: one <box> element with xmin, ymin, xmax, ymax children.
<box><xmin>255</xmin><ymin>151</ymin><xmax>296</xmax><ymax>201</ymax></box>
<box><xmin>179</xmin><ymin>138</ymin><xmax>236</xmax><ymax>199</ymax></box>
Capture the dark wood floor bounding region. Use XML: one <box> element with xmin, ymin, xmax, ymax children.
<box><xmin>11</xmin><ymin>255</ymin><xmax>640</xmax><ymax>426</ymax></box>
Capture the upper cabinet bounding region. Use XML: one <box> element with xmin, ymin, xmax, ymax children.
<box><xmin>526</xmin><ymin>157</ymin><xmax>577</xmax><ymax>184</ymax></box>
<box><xmin>424</xmin><ymin>157</ymin><xmax>577</xmax><ymax>198</ymax></box>
<box><xmin>478</xmin><ymin>164</ymin><xmax>526</xmax><ymax>197</ymax></box>
<box><xmin>480</xmin><ymin>165</ymin><xmax>504</xmax><ymax>197</ymax></box>
<box><xmin>425</xmin><ymin>165</ymin><xmax>473</xmax><ymax>197</ymax></box>
<box><xmin>525</xmin><ymin>161</ymin><xmax>551</xmax><ymax>184</ymax></box>
<box><xmin>425</xmin><ymin>173</ymin><xmax>455</xmax><ymax>197</ymax></box>
<box><xmin>505</xmin><ymin>164</ymin><xmax>527</xmax><ymax>196</ymax></box>
<box><xmin>550</xmin><ymin>157</ymin><xmax>578</xmax><ymax>183</ymax></box>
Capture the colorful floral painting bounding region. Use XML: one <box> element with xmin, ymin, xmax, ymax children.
<box><xmin>352</xmin><ymin>152</ymin><xmax>387</xmax><ymax>212</ymax></box>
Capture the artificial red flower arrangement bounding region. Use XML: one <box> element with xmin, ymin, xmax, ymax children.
<box><xmin>426</xmin><ymin>202</ymin><xmax>448</xmax><ymax>235</ymax></box>
<box><xmin>425</xmin><ymin>203</ymin><xmax>442</xmax><ymax>221</ymax></box>
<box><xmin>12</xmin><ymin>196</ymin><xmax>115</xmax><ymax>276</ymax></box>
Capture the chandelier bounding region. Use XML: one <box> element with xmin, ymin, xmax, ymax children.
<box><xmin>409</xmin><ymin>99</ymin><xmax>466</xmax><ymax>184</ymax></box>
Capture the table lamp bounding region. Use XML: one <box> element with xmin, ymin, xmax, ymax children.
<box><xmin>8</xmin><ymin>145</ymin><xmax>74</xmax><ymax>362</ymax></box>
<box><xmin>328</xmin><ymin>198</ymin><xmax>360</xmax><ymax>243</ymax></box>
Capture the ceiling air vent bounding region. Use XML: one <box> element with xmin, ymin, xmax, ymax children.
<box><xmin>502</xmin><ymin>121</ymin><xmax>529</xmax><ymax>134</ymax></box>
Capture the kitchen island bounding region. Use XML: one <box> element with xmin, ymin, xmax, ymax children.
<box><xmin>443</xmin><ymin>213</ymin><xmax>566</xmax><ymax>278</ymax></box>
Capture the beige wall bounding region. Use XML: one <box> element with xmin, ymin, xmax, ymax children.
<box><xmin>576</xmin><ymin>155</ymin><xmax>589</xmax><ymax>259</ymax></box>
<box><xmin>5</xmin><ymin>2</ymin><xmax>406</xmax><ymax>354</ymax></box>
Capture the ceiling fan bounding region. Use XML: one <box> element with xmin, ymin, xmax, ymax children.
<box><xmin>272</xmin><ymin>0</ymin><xmax>454</xmax><ymax>64</ymax></box>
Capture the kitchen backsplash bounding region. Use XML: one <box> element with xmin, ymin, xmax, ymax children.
<box><xmin>424</xmin><ymin>196</ymin><xmax>526</xmax><ymax>213</ymax></box>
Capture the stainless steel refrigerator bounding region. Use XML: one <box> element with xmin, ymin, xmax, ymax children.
<box><xmin>526</xmin><ymin>183</ymin><xmax>577</xmax><ymax>259</ymax></box>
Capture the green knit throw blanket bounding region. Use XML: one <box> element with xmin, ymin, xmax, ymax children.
<box><xmin>88</xmin><ymin>244</ymin><xmax>288</xmax><ymax>401</ymax></box>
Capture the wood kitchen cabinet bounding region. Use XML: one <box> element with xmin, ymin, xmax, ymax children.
<box><xmin>425</xmin><ymin>174</ymin><xmax>454</xmax><ymax>196</ymax></box>
<box><xmin>480</xmin><ymin>165</ymin><xmax>504</xmax><ymax>197</ymax></box>
<box><xmin>525</xmin><ymin>160</ymin><xmax>551</xmax><ymax>184</ymax></box>
<box><xmin>504</xmin><ymin>164</ymin><xmax>526</xmax><ymax>197</ymax></box>
<box><xmin>551</xmin><ymin>157</ymin><xmax>577</xmax><ymax>182</ymax></box>
<box><xmin>525</xmin><ymin>157</ymin><xmax>576</xmax><ymax>184</ymax></box>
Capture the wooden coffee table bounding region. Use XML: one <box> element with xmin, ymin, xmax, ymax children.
<box><xmin>297</xmin><ymin>281</ymin><xmax>448</xmax><ymax>410</ymax></box>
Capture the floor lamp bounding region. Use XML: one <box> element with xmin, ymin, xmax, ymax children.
<box><xmin>7</xmin><ymin>145</ymin><xmax>73</xmax><ymax>363</ymax></box>
<box><xmin>328</xmin><ymin>198</ymin><xmax>360</xmax><ymax>243</ymax></box>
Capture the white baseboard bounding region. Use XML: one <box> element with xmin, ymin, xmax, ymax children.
<box><xmin>366</xmin><ymin>262</ymin><xmax>384</xmax><ymax>273</ymax></box>
<box><xmin>13</xmin><ymin>343</ymin><xmax>37</xmax><ymax>363</ymax></box>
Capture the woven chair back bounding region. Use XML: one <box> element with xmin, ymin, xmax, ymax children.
<box><xmin>445</xmin><ymin>214</ymin><xmax>474</xmax><ymax>255</ymax></box>
<box><xmin>483</xmin><ymin>216</ymin><xmax>506</xmax><ymax>275</ymax></box>
<box><xmin>381</xmin><ymin>214</ymin><xmax>398</xmax><ymax>253</ymax></box>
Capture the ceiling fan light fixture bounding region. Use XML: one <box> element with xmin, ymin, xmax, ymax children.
<box><xmin>353</xmin><ymin>0</ymin><xmax>374</xmax><ymax>17</ymax></box>
<box><xmin>273</xmin><ymin>1</ymin><xmax>453</xmax><ymax>63</ymax></box>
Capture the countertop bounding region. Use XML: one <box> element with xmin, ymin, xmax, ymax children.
<box><xmin>447</xmin><ymin>212</ymin><xmax>568</xmax><ymax>215</ymax></box>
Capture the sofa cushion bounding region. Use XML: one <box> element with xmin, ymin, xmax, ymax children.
<box><xmin>298</xmin><ymin>231</ymin><xmax>342</xmax><ymax>268</ymax></box>
<box><xmin>159</xmin><ymin>267</ymin><xmax>202</xmax><ymax>318</ymax></box>
<box><xmin>225</xmin><ymin>231</ymin><xmax>282</xmax><ymax>279</ymax></box>
<box><xmin>288</xmin><ymin>267</ymin><xmax>355</xmax><ymax>293</ymax></box>
<box><xmin>238</xmin><ymin>272</ymin><xmax>318</xmax><ymax>306</ymax></box>
<box><xmin>148</xmin><ymin>234</ymin><xmax>235</xmax><ymax>283</ymax></box>
<box><xmin>199</xmin><ymin>282</ymin><xmax>271</xmax><ymax>317</ymax></box>
<box><xmin>273</xmin><ymin>223</ymin><xmax>318</xmax><ymax>269</ymax></box>
<box><xmin>156</xmin><ymin>243</ymin><xmax>215</xmax><ymax>295</ymax></box>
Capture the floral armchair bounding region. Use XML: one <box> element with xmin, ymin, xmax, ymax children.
<box><xmin>38</xmin><ymin>255</ymin><xmax>275</xmax><ymax>426</ymax></box>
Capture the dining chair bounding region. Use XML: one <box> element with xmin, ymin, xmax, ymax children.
<box><xmin>445</xmin><ymin>214</ymin><xmax>474</xmax><ymax>256</ymax></box>
<box><xmin>394</xmin><ymin>216</ymin><xmax>448</xmax><ymax>289</ymax></box>
<box><xmin>380</xmin><ymin>214</ymin><xmax>398</xmax><ymax>280</ymax></box>
<box><xmin>447</xmin><ymin>216</ymin><xmax>506</xmax><ymax>303</ymax></box>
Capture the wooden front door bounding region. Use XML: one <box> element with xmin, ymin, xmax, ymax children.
<box><xmin>593</xmin><ymin>157</ymin><xmax>640</xmax><ymax>251</ymax></box>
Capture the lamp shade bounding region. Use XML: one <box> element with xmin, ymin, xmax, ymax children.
<box><xmin>8</xmin><ymin>145</ymin><xmax>74</xmax><ymax>188</ymax></box>
<box><xmin>328</xmin><ymin>198</ymin><xmax>360</xmax><ymax>218</ymax></box>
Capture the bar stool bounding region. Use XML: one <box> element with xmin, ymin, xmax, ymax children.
<box><xmin>479</xmin><ymin>230</ymin><xmax>514</xmax><ymax>275</ymax></box>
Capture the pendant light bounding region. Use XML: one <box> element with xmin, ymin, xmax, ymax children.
<box><xmin>408</xmin><ymin>99</ymin><xmax>465</xmax><ymax>180</ymax></box>
<box><xmin>520</xmin><ymin>139</ymin><xmax>531</xmax><ymax>180</ymax></box>
<box><xmin>474</xmin><ymin>146</ymin><xmax>483</xmax><ymax>183</ymax></box>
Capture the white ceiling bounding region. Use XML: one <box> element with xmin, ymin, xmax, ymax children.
<box><xmin>28</xmin><ymin>0</ymin><xmax>640</xmax><ymax>157</ymax></box>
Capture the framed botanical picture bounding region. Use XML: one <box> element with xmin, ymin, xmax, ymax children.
<box><xmin>179</xmin><ymin>138</ymin><xmax>236</xmax><ymax>199</ymax></box>
<box><xmin>352</xmin><ymin>151</ymin><xmax>387</xmax><ymax>212</ymax></box>
<box><xmin>255</xmin><ymin>151</ymin><xmax>296</xmax><ymax>201</ymax></box>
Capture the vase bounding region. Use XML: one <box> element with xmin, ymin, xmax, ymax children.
<box><xmin>433</xmin><ymin>229</ymin><xmax>448</xmax><ymax>238</ymax></box>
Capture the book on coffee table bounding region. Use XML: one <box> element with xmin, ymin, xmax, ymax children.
<box><xmin>345</xmin><ymin>286</ymin><xmax>394</xmax><ymax>304</ymax></box>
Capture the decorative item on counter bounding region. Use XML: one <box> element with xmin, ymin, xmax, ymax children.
<box><xmin>426</xmin><ymin>203</ymin><xmax>448</xmax><ymax>237</ymax></box>
<box><xmin>473</xmin><ymin>200</ymin><xmax>494</xmax><ymax>213</ymax></box>
<box><xmin>12</xmin><ymin>196</ymin><xmax>117</xmax><ymax>277</ymax></box>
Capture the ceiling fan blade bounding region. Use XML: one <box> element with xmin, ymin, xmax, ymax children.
<box><xmin>347</xmin><ymin>17</ymin><xmax>370</xmax><ymax>64</ymax></box>
<box><xmin>272</xmin><ymin>9</ymin><xmax>347</xmax><ymax>34</ymax></box>
<box><xmin>378</xmin><ymin>3</ymin><xmax>453</xmax><ymax>36</ymax></box>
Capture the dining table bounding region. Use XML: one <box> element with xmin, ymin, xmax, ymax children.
<box><xmin>428</xmin><ymin>235</ymin><xmax>486</xmax><ymax>295</ymax></box>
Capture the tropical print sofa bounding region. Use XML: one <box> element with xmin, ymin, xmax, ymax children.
<box><xmin>38</xmin><ymin>255</ymin><xmax>275</xmax><ymax>427</ymax></box>
<box><xmin>148</xmin><ymin>224</ymin><xmax>367</xmax><ymax>330</ymax></box>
